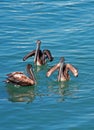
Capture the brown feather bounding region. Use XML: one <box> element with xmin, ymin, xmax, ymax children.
<box><xmin>6</xmin><ymin>64</ymin><xmax>36</xmax><ymax>86</ymax></box>
<box><xmin>23</xmin><ymin>50</ymin><xmax>36</xmax><ymax>61</ymax></box>
<box><xmin>43</xmin><ymin>50</ymin><xmax>53</xmax><ymax>61</ymax></box>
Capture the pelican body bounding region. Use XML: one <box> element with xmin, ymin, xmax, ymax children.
<box><xmin>23</xmin><ymin>40</ymin><xmax>53</xmax><ymax>66</ymax></box>
<box><xmin>6</xmin><ymin>64</ymin><xmax>36</xmax><ymax>86</ymax></box>
<box><xmin>46</xmin><ymin>57</ymin><xmax>78</xmax><ymax>81</ymax></box>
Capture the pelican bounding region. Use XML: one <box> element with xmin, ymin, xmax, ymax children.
<box><xmin>46</xmin><ymin>57</ymin><xmax>78</xmax><ymax>81</ymax></box>
<box><xmin>23</xmin><ymin>40</ymin><xmax>53</xmax><ymax>66</ymax></box>
<box><xmin>6</xmin><ymin>64</ymin><xmax>36</xmax><ymax>86</ymax></box>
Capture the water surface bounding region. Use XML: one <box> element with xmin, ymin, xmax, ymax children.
<box><xmin>0</xmin><ymin>0</ymin><xmax>94</xmax><ymax>129</ymax></box>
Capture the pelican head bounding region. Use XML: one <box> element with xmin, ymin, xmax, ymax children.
<box><xmin>60</xmin><ymin>57</ymin><xmax>65</xmax><ymax>64</ymax></box>
<box><xmin>36</xmin><ymin>40</ymin><xmax>41</xmax><ymax>45</ymax></box>
<box><xmin>58</xmin><ymin>57</ymin><xmax>65</xmax><ymax>81</ymax></box>
<box><xmin>34</xmin><ymin>40</ymin><xmax>41</xmax><ymax>63</ymax></box>
<box><xmin>26</xmin><ymin>64</ymin><xmax>36</xmax><ymax>83</ymax></box>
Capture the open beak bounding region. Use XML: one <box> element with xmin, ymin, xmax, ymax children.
<box><xmin>34</xmin><ymin>43</ymin><xmax>40</xmax><ymax>63</ymax></box>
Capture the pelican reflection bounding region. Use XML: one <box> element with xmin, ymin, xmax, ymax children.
<box><xmin>6</xmin><ymin>84</ymin><xmax>35</xmax><ymax>103</ymax></box>
<box><xmin>48</xmin><ymin>81</ymin><xmax>78</xmax><ymax>102</ymax></box>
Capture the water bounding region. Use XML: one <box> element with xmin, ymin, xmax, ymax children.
<box><xmin>0</xmin><ymin>0</ymin><xmax>94</xmax><ymax>129</ymax></box>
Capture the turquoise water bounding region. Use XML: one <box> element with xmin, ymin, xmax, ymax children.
<box><xmin>0</xmin><ymin>0</ymin><xmax>94</xmax><ymax>129</ymax></box>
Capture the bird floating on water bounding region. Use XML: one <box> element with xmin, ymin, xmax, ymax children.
<box><xmin>23</xmin><ymin>40</ymin><xmax>53</xmax><ymax>66</ymax></box>
<box><xmin>6</xmin><ymin>64</ymin><xmax>36</xmax><ymax>86</ymax></box>
<box><xmin>46</xmin><ymin>57</ymin><xmax>78</xmax><ymax>81</ymax></box>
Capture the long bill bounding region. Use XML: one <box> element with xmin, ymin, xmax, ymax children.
<box><xmin>34</xmin><ymin>43</ymin><xmax>40</xmax><ymax>63</ymax></box>
<box><xmin>58</xmin><ymin>62</ymin><xmax>64</xmax><ymax>82</ymax></box>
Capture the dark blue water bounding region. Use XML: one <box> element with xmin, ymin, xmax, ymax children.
<box><xmin>0</xmin><ymin>0</ymin><xmax>94</xmax><ymax>129</ymax></box>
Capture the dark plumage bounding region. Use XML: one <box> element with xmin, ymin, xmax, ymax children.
<box><xmin>23</xmin><ymin>40</ymin><xmax>53</xmax><ymax>66</ymax></box>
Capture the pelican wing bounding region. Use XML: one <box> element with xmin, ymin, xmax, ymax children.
<box><xmin>7</xmin><ymin>73</ymin><xmax>32</xmax><ymax>86</ymax></box>
<box><xmin>66</xmin><ymin>64</ymin><xmax>78</xmax><ymax>77</ymax></box>
<box><xmin>46</xmin><ymin>63</ymin><xmax>60</xmax><ymax>77</ymax></box>
<box><xmin>7</xmin><ymin>72</ymin><xmax>24</xmax><ymax>77</ymax></box>
<box><xmin>43</xmin><ymin>50</ymin><xmax>53</xmax><ymax>61</ymax></box>
<box><xmin>23</xmin><ymin>50</ymin><xmax>36</xmax><ymax>61</ymax></box>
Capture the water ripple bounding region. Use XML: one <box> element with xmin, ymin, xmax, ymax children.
<box><xmin>0</xmin><ymin>0</ymin><xmax>94</xmax><ymax>129</ymax></box>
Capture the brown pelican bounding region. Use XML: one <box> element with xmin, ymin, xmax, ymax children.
<box><xmin>46</xmin><ymin>57</ymin><xmax>78</xmax><ymax>81</ymax></box>
<box><xmin>23</xmin><ymin>40</ymin><xmax>53</xmax><ymax>66</ymax></box>
<box><xmin>6</xmin><ymin>64</ymin><xmax>36</xmax><ymax>86</ymax></box>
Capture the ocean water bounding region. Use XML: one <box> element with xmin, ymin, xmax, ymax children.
<box><xmin>0</xmin><ymin>0</ymin><xmax>94</xmax><ymax>129</ymax></box>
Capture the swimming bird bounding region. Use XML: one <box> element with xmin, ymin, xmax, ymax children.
<box><xmin>46</xmin><ymin>57</ymin><xmax>78</xmax><ymax>81</ymax></box>
<box><xmin>6</xmin><ymin>64</ymin><xmax>36</xmax><ymax>86</ymax></box>
<box><xmin>23</xmin><ymin>40</ymin><xmax>53</xmax><ymax>66</ymax></box>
